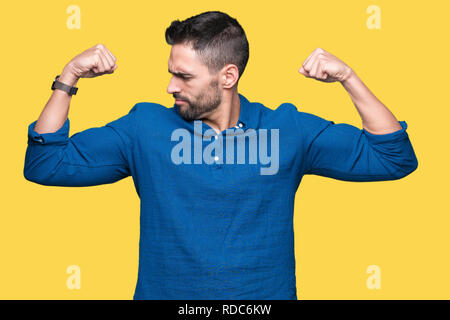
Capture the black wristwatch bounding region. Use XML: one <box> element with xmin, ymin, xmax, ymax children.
<box><xmin>51</xmin><ymin>75</ymin><xmax>78</xmax><ymax>96</ymax></box>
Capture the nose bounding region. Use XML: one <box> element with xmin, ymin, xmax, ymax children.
<box><xmin>167</xmin><ymin>76</ymin><xmax>181</xmax><ymax>94</ymax></box>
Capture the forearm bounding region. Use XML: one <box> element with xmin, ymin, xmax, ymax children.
<box><xmin>340</xmin><ymin>70</ymin><xmax>402</xmax><ymax>134</ymax></box>
<box><xmin>33</xmin><ymin>64</ymin><xmax>79</xmax><ymax>134</ymax></box>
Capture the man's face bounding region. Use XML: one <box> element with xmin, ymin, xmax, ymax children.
<box><xmin>167</xmin><ymin>43</ymin><xmax>222</xmax><ymax>121</ymax></box>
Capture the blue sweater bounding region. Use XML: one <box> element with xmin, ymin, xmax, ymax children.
<box><xmin>24</xmin><ymin>93</ymin><xmax>418</xmax><ymax>299</ymax></box>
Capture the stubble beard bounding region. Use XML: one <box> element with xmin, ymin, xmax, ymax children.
<box><xmin>176</xmin><ymin>79</ymin><xmax>222</xmax><ymax>122</ymax></box>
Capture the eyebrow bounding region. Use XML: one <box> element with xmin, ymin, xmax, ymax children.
<box><xmin>168</xmin><ymin>68</ymin><xmax>193</xmax><ymax>77</ymax></box>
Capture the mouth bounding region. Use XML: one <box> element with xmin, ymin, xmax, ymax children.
<box><xmin>175</xmin><ymin>99</ymin><xmax>187</xmax><ymax>105</ymax></box>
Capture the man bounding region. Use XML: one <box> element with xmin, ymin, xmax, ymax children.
<box><xmin>24</xmin><ymin>11</ymin><xmax>418</xmax><ymax>299</ymax></box>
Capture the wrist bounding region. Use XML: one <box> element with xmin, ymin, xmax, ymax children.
<box><xmin>340</xmin><ymin>67</ymin><xmax>356</xmax><ymax>86</ymax></box>
<box><xmin>59</xmin><ymin>63</ymin><xmax>79</xmax><ymax>86</ymax></box>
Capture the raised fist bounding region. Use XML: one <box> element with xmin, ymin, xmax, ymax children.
<box><xmin>299</xmin><ymin>47</ymin><xmax>353</xmax><ymax>83</ymax></box>
<box><xmin>66</xmin><ymin>43</ymin><xmax>118</xmax><ymax>79</ymax></box>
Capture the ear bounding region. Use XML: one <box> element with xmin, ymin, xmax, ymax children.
<box><xmin>221</xmin><ymin>64</ymin><xmax>239</xmax><ymax>89</ymax></box>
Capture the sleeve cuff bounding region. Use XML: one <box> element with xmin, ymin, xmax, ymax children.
<box><xmin>27</xmin><ymin>118</ymin><xmax>70</xmax><ymax>145</ymax></box>
<box><xmin>363</xmin><ymin>121</ymin><xmax>408</xmax><ymax>145</ymax></box>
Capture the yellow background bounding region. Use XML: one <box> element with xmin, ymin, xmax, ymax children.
<box><xmin>0</xmin><ymin>0</ymin><xmax>446</xmax><ymax>299</ymax></box>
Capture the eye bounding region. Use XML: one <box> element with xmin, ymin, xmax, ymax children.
<box><xmin>170</xmin><ymin>73</ymin><xmax>192</xmax><ymax>81</ymax></box>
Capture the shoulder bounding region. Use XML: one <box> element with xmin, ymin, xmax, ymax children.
<box><xmin>129</xmin><ymin>101</ymin><xmax>169</xmax><ymax>115</ymax></box>
<box><xmin>128</xmin><ymin>102</ymin><xmax>183</xmax><ymax>136</ymax></box>
<box><xmin>256</xmin><ymin>101</ymin><xmax>313</xmax><ymax>125</ymax></box>
<box><xmin>275</xmin><ymin>102</ymin><xmax>333</xmax><ymax>129</ymax></box>
<box><xmin>273</xmin><ymin>102</ymin><xmax>317</xmax><ymax>122</ymax></box>
<box><xmin>106</xmin><ymin>102</ymin><xmax>173</xmax><ymax>139</ymax></box>
<box><xmin>128</xmin><ymin>101</ymin><xmax>178</xmax><ymax>122</ymax></box>
<box><xmin>258</xmin><ymin>101</ymin><xmax>313</xmax><ymax>121</ymax></box>
<box><xmin>252</xmin><ymin>101</ymin><xmax>298</xmax><ymax>124</ymax></box>
<box><xmin>259</xmin><ymin>101</ymin><xmax>334</xmax><ymax>143</ymax></box>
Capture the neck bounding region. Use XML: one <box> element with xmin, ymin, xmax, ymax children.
<box><xmin>201</xmin><ymin>90</ymin><xmax>240</xmax><ymax>134</ymax></box>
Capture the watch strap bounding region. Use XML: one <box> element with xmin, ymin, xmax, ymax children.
<box><xmin>51</xmin><ymin>75</ymin><xmax>78</xmax><ymax>95</ymax></box>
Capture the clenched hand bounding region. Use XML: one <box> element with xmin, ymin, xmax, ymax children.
<box><xmin>299</xmin><ymin>48</ymin><xmax>353</xmax><ymax>83</ymax></box>
<box><xmin>65</xmin><ymin>43</ymin><xmax>118</xmax><ymax>79</ymax></box>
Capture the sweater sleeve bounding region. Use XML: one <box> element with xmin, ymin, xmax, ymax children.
<box><xmin>23</xmin><ymin>104</ymin><xmax>138</xmax><ymax>187</ymax></box>
<box><xmin>291</xmin><ymin>107</ymin><xmax>418</xmax><ymax>182</ymax></box>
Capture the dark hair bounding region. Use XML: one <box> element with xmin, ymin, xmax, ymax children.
<box><xmin>165</xmin><ymin>11</ymin><xmax>249</xmax><ymax>81</ymax></box>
